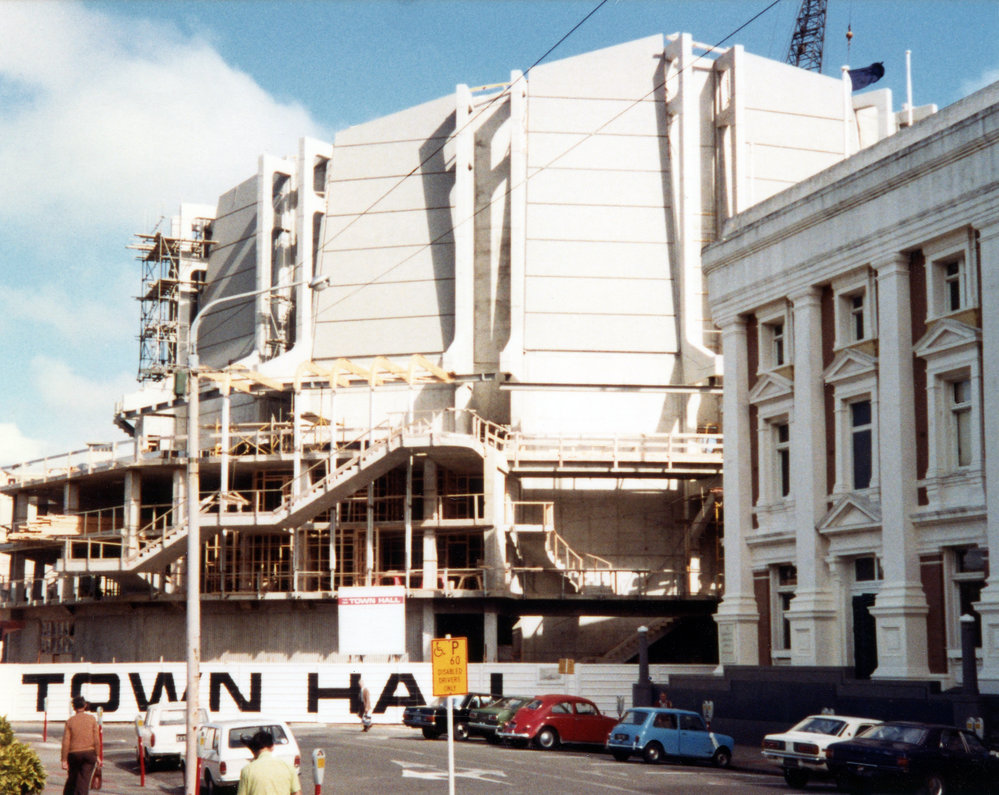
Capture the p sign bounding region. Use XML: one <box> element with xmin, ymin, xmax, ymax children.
<box><xmin>431</xmin><ymin>637</ymin><xmax>468</xmax><ymax>697</ymax></box>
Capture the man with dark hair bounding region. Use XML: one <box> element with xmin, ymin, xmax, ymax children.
<box><xmin>61</xmin><ymin>695</ymin><xmax>101</xmax><ymax>795</ymax></box>
<box><xmin>237</xmin><ymin>729</ymin><xmax>301</xmax><ymax>795</ymax></box>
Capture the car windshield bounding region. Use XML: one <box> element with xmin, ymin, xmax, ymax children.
<box><xmin>863</xmin><ymin>725</ymin><xmax>928</xmax><ymax>745</ymax></box>
<box><xmin>524</xmin><ymin>699</ymin><xmax>543</xmax><ymax>710</ymax></box>
<box><xmin>228</xmin><ymin>725</ymin><xmax>289</xmax><ymax>749</ymax></box>
<box><xmin>619</xmin><ymin>710</ymin><xmax>648</xmax><ymax>725</ymax></box>
<box><xmin>494</xmin><ymin>697</ymin><xmax>525</xmax><ymax>709</ymax></box>
<box><xmin>159</xmin><ymin>711</ymin><xmax>188</xmax><ymax>726</ymax></box>
<box><xmin>792</xmin><ymin>717</ymin><xmax>848</xmax><ymax>736</ymax></box>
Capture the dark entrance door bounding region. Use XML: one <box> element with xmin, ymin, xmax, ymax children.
<box><xmin>853</xmin><ymin>593</ymin><xmax>878</xmax><ymax>679</ymax></box>
<box><xmin>435</xmin><ymin>613</ymin><xmax>484</xmax><ymax>662</ymax></box>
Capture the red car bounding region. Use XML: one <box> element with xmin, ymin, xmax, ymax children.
<box><xmin>496</xmin><ymin>694</ymin><xmax>619</xmax><ymax>750</ymax></box>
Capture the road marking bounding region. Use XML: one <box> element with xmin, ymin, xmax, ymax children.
<box><xmin>392</xmin><ymin>759</ymin><xmax>509</xmax><ymax>784</ymax></box>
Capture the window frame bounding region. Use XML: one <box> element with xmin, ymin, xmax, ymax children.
<box><xmin>831</xmin><ymin>267</ymin><xmax>877</xmax><ymax>350</ymax></box>
<box><xmin>924</xmin><ymin>228</ymin><xmax>978</xmax><ymax>322</ymax></box>
<box><xmin>756</xmin><ymin>301</ymin><xmax>793</xmax><ymax>373</ymax></box>
<box><xmin>824</xmin><ymin>349</ymin><xmax>879</xmax><ymax>498</ymax></box>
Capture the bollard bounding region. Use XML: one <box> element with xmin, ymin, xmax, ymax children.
<box><xmin>42</xmin><ymin>697</ymin><xmax>48</xmax><ymax>743</ymax></box>
<box><xmin>138</xmin><ymin>736</ymin><xmax>146</xmax><ymax>787</ymax></box>
<box><xmin>311</xmin><ymin>748</ymin><xmax>326</xmax><ymax>795</ymax></box>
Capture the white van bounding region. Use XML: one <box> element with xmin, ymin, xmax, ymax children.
<box><xmin>196</xmin><ymin>719</ymin><xmax>301</xmax><ymax>794</ymax></box>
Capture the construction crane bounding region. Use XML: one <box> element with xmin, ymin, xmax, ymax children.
<box><xmin>786</xmin><ymin>0</ymin><xmax>828</xmax><ymax>72</ymax></box>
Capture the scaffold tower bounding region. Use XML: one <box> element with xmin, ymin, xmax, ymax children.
<box><xmin>129</xmin><ymin>219</ymin><xmax>214</xmax><ymax>382</ymax></box>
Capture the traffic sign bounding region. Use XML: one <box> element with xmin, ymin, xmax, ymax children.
<box><xmin>431</xmin><ymin>636</ymin><xmax>468</xmax><ymax>697</ymax></box>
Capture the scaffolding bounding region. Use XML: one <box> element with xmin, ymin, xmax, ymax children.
<box><xmin>129</xmin><ymin>220</ymin><xmax>214</xmax><ymax>381</ymax></box>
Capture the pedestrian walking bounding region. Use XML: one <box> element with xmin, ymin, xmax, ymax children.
<box><xmin>237</xmin><ymin>730</ymin><xmax>301</xmax><ymax>795</ymax></box>
<box><xmin>61</xmin><ymin>696</ymin><xmax>101</xmax><ymax>795</ymax></box>
<box><xmin>358</xmin><ymin>677</ymin><xmax>373</xmax><ymax>731</ymax></box>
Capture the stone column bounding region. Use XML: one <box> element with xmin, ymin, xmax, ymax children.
<box><xmin>786</xmin><ymin>288</ymin><xmax>839</xmax><ymax>665</ymax></box>
<box><xmin>714</xmin><ymin>318</ymin><xmax>759</xmax><ymax>666</ymax></box>
<box><xmin>483</xmin><ymin>610</ymin><xmax>499</xmax><ymax>663</ymax></box>
<box><xmin>870</xmin><ymin>254</ymin><xmax>930</xmax><ymax>679</ymax></box>
<box><xmin>481</xmin><ymin>448</ymin><xmax>508</xmax><ymax>593</ymax></box>
<box><xmin>974</xmin><ymin>220</ymin><xmax>999</xmax><ymax>693</ymax></box>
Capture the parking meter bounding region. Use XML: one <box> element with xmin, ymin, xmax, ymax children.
<box><xmin>701</xmin><ymin>700</ymin><xmax>714</xmax><ymax>728</ymax></box>
<box><xmin>311</xmin><ymin>748</ymin><xmax>326</xmax><ymax>795</ymax></box>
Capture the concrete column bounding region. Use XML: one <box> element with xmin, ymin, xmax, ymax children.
<box><xmin>974</xmin><ymin>220</ymin><xmax>999</xmax><ymax>693</ymax></box>
<box><xmin>500</xmin><ymin>70</ymin><xmax>527</xmax><ymax>377</ymax></box>
<box><xmin>714</xmin><ymin>318</ymin><xmax>759</xmax><ymax>666</ymax></box>
<box><xmin>63</xmin><ymin>482</ymin><xmax>80</xmax><ymax>514</ymax></box>
<box><xmin>444</xmin><ymin>84</ymin><xmax>474</xmax><ymax>374</ymax></box>
<box><xmin>421</xmin><ymin>601</ymin><xmax>435</xmax><ymax>662</ymax></box>
<box><xmin>421</xmin><ymin>459</ymin><xmax>439</xmax><ymax>590</ymax></box>
<box><xmin>786</xmin><ymin>288</ymin><xmax>838</xmax><ymax>665</ymax></box>
<box><xmin>481</xmin><ymin>448</ymin><xmax>508</xmax><ymax>593</ymax></box>
<box><xmin>483</xmin><ymin>610</ymin><xmax>498</xmax><ymax>663</ymax></box>
<box><xmin>870</xmin><ymin>253</ymin><xmax>930</xmax><ymax>680</ymax></box>
<box><xmin>124</xmin><ymin>470</ymin><xmax>141</xmax><ymax>557</ymax></box>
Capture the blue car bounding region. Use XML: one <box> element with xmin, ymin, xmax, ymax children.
<box><xmin>606</xmin><ymin>707</ymin><xmax>734</xmax><ymax>767</ymax></box>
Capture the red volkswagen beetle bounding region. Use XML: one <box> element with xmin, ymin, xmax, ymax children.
<box><xmin>496</xmin><ymin>694</ymin><xmax>619</xmax><ymax>750</ymax></box>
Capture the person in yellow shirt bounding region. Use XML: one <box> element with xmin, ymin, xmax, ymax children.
<box><xmin>237</xmin><ymin>730</ymin><xmax>301</xmax><ymax>795</ymax></box>
<box><xmin>61</xmin><ymin>696</ymin><xmax>101</xmax><ymax>795</ymax></box>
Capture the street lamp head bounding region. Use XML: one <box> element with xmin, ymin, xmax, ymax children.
<box><xmin>309</xmin><ymin>274</ymin><xmax>332</xmax><ymax>292</ymax></box>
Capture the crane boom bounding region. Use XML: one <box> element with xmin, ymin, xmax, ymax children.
<box><xmin>786</xmin><ymin>0</ymin><xmax>828</xmax><ymax>72</ymax></box>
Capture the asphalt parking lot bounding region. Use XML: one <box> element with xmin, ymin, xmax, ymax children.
<box><xmin>16</xmin><ymin>722</ymin><xmax>789</xmax><ymax>794</ymax></box>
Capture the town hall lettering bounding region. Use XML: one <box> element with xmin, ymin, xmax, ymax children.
<box><xmin>21</xmin><ymin>670</ymin><xmax>425</xmax><ymax>716</ymax></box>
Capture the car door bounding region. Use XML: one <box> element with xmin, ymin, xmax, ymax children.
<box><xmin>572</xmin><ymin>701</ymin><xmax>608</xmax><ymax>743</ymax></box>
<box><xmin>677</xmin><ymin>713</ymin><xmax>714</xmax><ymax>758</ymax></box>
<box><xmin>546</xmin><ymin>701</ymin><xmax>575</xmax><ymax>740</ymax></box>
<box><xmin>650</xmin><ymin>711</ymin><xmax>681</xmax><ymax>755</ymax></box>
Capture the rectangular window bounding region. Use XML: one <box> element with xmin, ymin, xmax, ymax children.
<box><xmin>772</xmin><ymin>322</ymin><xmax>785</xmax><ymax>366</ymax></box>
<box><xmin>775</xmin><ymin>422</ymin><xmax>791</xmax><ymax>497</ymax></box>
<box><xmin>850</xmin><ymin>400</ymin><xmax>873</xmax><ymax>489</ymax></box>
<box><xmin>854</xmin><ymin>555</ymin><xmax>884</xmax><ymax>582</ymax></box>
<box><xmin>955</xmin><ymin>548</ymin><xmax>986</xmax><ymax>648</ymax></box>
<box><xmin>850</xmin><ymin>294</ymin><xmax>865</xmax><ymax>341</ymax></box>
<box><xmin>943</xmin><ymin>260</ymin><xmax>962</xmax><ymax>312</ymax></box>
<box><xmin>951</xmin><ymin>379</ymin><xmax>972</xmax><ymax>468</ymax></box>
<box><xmin>775</xmin><ymin>565</ymin><xmax>797</xmax><ymax>651</ymax></box>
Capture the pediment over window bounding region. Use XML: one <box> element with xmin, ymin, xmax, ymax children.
<box><xmin>818</xmin><ymin>493</ymin><xmax>881</xmax><ymax>534</ymax></box>
<box><xmin>748</xmin><ymin>371</ymin><xmax>794</xmax><ymax>405</ymax></box>
<box><xmin>914</xmin><ymin>317</ymin><xmax>981</xmax><ymax>359</ymax></box>
<box><xmin>823</xmin><ymin>348</ymin><xmax>877</xmax><ymax>386</ymax></box>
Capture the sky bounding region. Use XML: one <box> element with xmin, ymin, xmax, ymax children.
<box><xmin>1</xmin><ymin>0</ymin><xmax>997</xmax><ymax>465</ymax></box>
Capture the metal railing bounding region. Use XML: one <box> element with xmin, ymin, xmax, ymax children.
<box><xmin>508</xmin><ymin>431</ymin><xmax>723</xmax><ymax>467</ymax></box>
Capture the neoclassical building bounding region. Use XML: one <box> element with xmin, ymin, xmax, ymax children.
<box><xmin>704</xmin><ymin>80</ymin><xmax>999</xmax><ymax>692</ymax></box>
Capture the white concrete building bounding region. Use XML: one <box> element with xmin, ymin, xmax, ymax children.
<box><xmin>704</xmin><ymin>81</ymin><xmax>999</xmax><ymax>691</ymax></box>
<box><xmin>1</xmin><ymin>34</ymin><xmax>898</xmax><ymax>665</ymax></box>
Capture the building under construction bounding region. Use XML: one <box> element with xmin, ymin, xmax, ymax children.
<box><xmin>0</xmin><ymin>34</ymin><xmax>899</xmax><ymax>665</ymax></box>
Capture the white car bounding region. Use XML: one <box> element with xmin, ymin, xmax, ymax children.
<box><xmin>762</xmin><ymin>714</ymin><xmax>881</xmax><ymax>788</ymax></box>
<box><xmin>134</xmin><ymin>703</ymin><xmax>208</xmax><ymax>770</ymax></box>
<box><xmin>197</xmin><ymin>719</ymin><xmax>301</xmax><ymax>795</ymax></box>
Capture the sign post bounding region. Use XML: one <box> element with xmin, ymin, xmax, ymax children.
<box><xmin>431</xmin><ymin>636</ymin><xmax>468</xmax><ymax>795</ymax></box>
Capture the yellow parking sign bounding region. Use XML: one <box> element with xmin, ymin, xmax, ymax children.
<box><xmin>431</xmin><ymin>636</ymin><xmax>468</xmax><ymax>697</ymax></box>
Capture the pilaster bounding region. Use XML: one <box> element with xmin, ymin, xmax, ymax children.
<box><xmin>974</xmin><ymin>220</ymin><xmax>999</xmax><ymax>692</ymax></box>
<box><xmin>421</xmin><ymin>459</ymin><xmax>439</xmax><ymax>590</ymax></box>
<box><xmin>714</xmin><ymin>317</ymin><xmax>759</xmax><ymax>666</ymax></box>
<box><xmin>871</xmin><ymin>253</ymin><xmax>930</xmax><ymax>679</ymax></box>
<box><xmin>786</xmin><ymin>289</ymin><xmax>838</xmax><ymax>664</ymax></box>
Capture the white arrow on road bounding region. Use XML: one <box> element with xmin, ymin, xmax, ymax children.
<box><xmin>392</xmin><ymin>759</ymin><xmax>509</xmax><ymax>783</ymax></box>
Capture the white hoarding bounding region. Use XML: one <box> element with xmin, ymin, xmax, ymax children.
<box><xmin>337</xmin><ymin>586</ymin><xmax>406</xmax><ymax>655</ymax></box>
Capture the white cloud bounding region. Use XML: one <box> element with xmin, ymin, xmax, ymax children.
<box><xmin>0</xmin><ymin>1</ymin><xmax>328</xmax><ymax>227</ymax></box>
<box><xmin>960</xmin><ymin>66</ymin><xmax>999</xmax><ymax>99</ymax></box>
<box><xmin>0</xmin><ymin>283</ymin><xmax>133</xmax><ymax>345</ymax></box>
<box><xmin>30</xmin><ymin>355</ymin><xmax>134</xmax><ymax>419</ymax></box>
<box><xmin>0</xmin><ymin>422</ymin><xmax>46</xmax><ymax>467</ymax></box>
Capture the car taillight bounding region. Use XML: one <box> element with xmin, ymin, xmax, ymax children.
<box><xmin>150</xmin><ymin>732</ymin><xmax>156</xmax><ymax>748</ymax></box>
<box><xmin>220</xmin><ymin>761</ymin><xmax>227</xmax><ymax>775</ymax></box>
<box><xmin>794</xmin><ymin>742</ymin><xmax>819</xmax><ymax>755</ymax></box>
<box><xmin>294</xmin><ymin>755</ymin><xmax>301</xmax><ymax>768</ymax></box>
<box><xmin>896</xmin><ymin>756</ymin><xmax>909</xmax><ymax>770</ymax></box>
<box><xmin>826</xmin><ymin>747</ymin><xmax>834</xmax><ymax>760</ymax></box>
<box><xmin>762</xmin><ymin>739</ymin><xmax>782</xmax><ymax>750</ymax></box>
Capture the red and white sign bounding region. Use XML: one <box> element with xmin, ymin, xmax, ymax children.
<box><xmin>337</xmin><ymin>586</ymin><xmax>406</xmax><ymax>655</ymax></box>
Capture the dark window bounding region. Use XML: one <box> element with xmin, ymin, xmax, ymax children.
<box><xmin>850</xmin><ymin>400</ymin><xmax>872</xmax><ymax>489</ymax></box>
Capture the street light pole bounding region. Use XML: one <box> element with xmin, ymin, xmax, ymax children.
<box><xmin>183</xmin><ymin>274</ymin><xmax>330</xmax><ymax>795</ymax></box>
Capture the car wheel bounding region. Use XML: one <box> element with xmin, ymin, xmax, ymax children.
<box><xmin>422</xmin><ymin>726</ymin><xmax>440</xmax><ymax>740</ymax></box>
<box><xmin>711</xmin><ymin>747</ymin><xmax>732</xmax><ymax>769</ymax></box>
<box><xmin>143</xmin><ymin>749</ymin><xmax>156</xmax><ymax>772</ymax></box>
<box><xmin>642</xmin><ymin>742</ymin><xmax>664</xmax><ymax>764</ymax></box>
<box><xmin>611</xmin><ymin>750</ymin><xmax>631</xmax><ymax>762</ymax></box>
<box><xmin>535</xmin><ymin>727</ymin><xmax>560</xmax><ymax>750</ymax></box>
<box><xmin>921</xmin><ymin>773</ymin><xmax>946</xmax><ymax>795</ymax></box>
<box><xmin>203</xmin><ymin>772</ymin><xmax>216</xmax><ymax>795</ymax></box>
<box><xmin>453</xmin><ymin>722</ymin><xmax>470</xmax><ymax>741</ymax></box>
<box><xmin>784</xmin><ymin>768</ymin><xmax>810</xmax><ymax>789</ymax></box>
<box><xmin>486</xmin><ymin>733</ymin><xmax>501</xmax><ymax>745</ymax></box>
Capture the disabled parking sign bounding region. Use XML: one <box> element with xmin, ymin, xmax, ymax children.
<box><xmin>431</xmin><ymin>637</ymin><xmax>468</xmax><ymax>697</ymax></box>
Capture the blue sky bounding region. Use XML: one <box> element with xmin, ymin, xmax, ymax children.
<box><xmin>1</xmin><ymin>0</ymin><xmax>997</xmax><ymax>464</ymax></box>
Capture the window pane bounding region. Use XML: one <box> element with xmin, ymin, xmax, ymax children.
<box><xmin>852</xmin><ymin>429</ymin><xmax>872</xmax><ymax>489</ymax></box>
<box><xmin>850</xmin><ymin>401</ymin><xmax>871</xmax><ymax>427</ymax></box>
